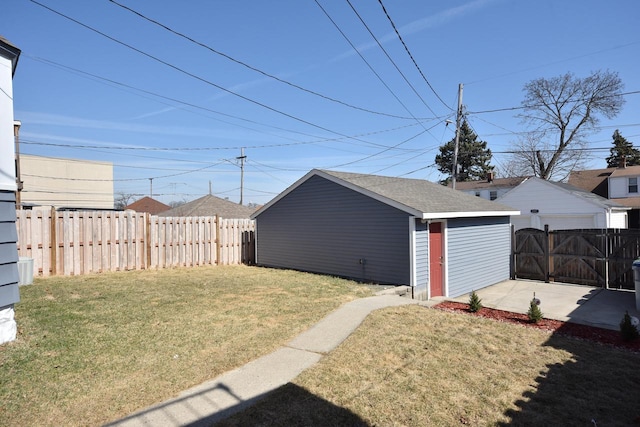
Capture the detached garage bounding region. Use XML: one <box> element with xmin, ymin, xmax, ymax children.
<box><xmin>251</xmin><ymin>170</ymin><xmax>519</xmax><ymax>299</ymax></box>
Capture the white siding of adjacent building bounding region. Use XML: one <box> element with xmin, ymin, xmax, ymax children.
<box><xmin>20</xmin><ymin>154</ymin><xmax>114</xmax><ymax>209</ymax></box>
<box><xmin>609</xmin><ymin>175</ymin><xmax>640</xmax><ymax>199</ymax></box>
<box><xmin>0</xmin><ymin>42</ymin><xmax>19</xmax><ymax>344</ymax></box>
<box><xmin>0</xmin><ymin>55</ymin><xmax>15</xmax><ymax>193</ymax></box>
<box><xmin>608</xmin><ymin>211</ymin><xmax>628</xmax><ymax>229</ymax></box>
<box><xmin>462</xmin><ymin>188</ymin><xmax>511</xmax><ymax>201</ymax></box>
<box><xmin>498</xmin><ymin>177</ymin><xmax>626</xmax><ymax>231</ymax></box>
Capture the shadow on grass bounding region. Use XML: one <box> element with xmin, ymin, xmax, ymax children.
<box><xmin>105</xmin><ymin>381</ymin><xmax>367</xmax><ymax>427</ymax></box>
<box><xmin>499</xmin><ymin>322</ymin><xmax>640</xmax><ymax>426</ymax></box>
<box><xmin>212</xmin><ymin>383</ymin><xmax>368</xmax><ymax>427</ymax></box>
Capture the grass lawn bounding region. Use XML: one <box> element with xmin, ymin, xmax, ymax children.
<box><xmin>0</xmin><ymin>265</ymin><xmax>373</xmax><ymax>427</ymax></box>
<box><xmin>217</xmin><ymin>305</ymin><xmax>640</xmax><ymax>427</ymax></box>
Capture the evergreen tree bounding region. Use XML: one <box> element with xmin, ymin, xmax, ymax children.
<box><xmin>606</xmin><ymin>129</ymin><xmax>640</xmax><ymax>167</ymax></box>
<box><xmin>435</xmin><ymin>119</ymin><xmax>493</xmax><ymax>184</ymax></box>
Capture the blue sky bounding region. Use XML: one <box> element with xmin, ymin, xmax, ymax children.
<box><xmin>4</xmin><ymin>0</ymin><xmax>640</xmax><ymax>206</ymax></box>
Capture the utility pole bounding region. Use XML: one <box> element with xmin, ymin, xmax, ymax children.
<box><xmin>451</xmin><ymin>83</ymin><xmax>463</xmax><ymax>190</ymax></box>
<box><xmin>14</xmin><ymin>121</ymin><xmax>22</xmax><ymax>209</ymax></box>
<box><xmin>236</xmin><ymin>148</ymin><xmax>246</xmax><ymax>205</ymax></box>
<box><xmin>149</xmin><ymin>178</ymin><xmax>153</xmax><ymax>198</ymax></box>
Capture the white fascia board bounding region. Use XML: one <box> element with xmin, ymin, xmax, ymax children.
<box><xmin>421</xmin><ymin>210</ymin><xmax>520</xmax><ymax>220</ymax></box>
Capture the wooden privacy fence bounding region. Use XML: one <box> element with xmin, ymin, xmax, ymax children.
<box><xmin>513</xmin><ymin>226</ymin><xmax>640</xmax><ymax>290</ymax></box>
<box><xmin>15</xmin><ymin>209</ymin><xmax>255</xmax><ymax>277</ymax></box>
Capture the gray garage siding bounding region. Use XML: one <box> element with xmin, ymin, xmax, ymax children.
<box><xmin>447</xmin><ymin>217</ymin><xmax>511</xmax><ymax>298</ymax></box>
<box><xmin>414</xmin><ymin>219</ymin><xmax>429</xmax><ymax>299</ymax></box>
<box><xmin>0</xmin><ymin>191</ymin><xmax>19</xmax><ymax>307</ymax></box>
<box><xmin>256</xmin><ymin>175</ymin><xmax>411</xmax><ymax>284</ymax></box>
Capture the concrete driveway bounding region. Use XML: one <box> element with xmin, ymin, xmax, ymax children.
<box><xmin>452</xmin><ymin>279</ymin><xmax>639</xmax><ymax>331</ymax></box>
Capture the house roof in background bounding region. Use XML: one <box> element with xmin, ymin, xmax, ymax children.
<box><xmin>609</xmin><ymin>165</ymin><xmax>640</xmax><ymax>178</ymax></box>
<box><xmin>253</xmin><ymin>169</ymin><xmax>519</xmax><ymax>219</ymax></box>
<box><xmin>125</xmin><ymin>197</ymin><xmax>170</xmax><ymax>215</ymax></box>
<box><xmin>608</xmin><ymin>197</ymin><xmax>640</xmax><ymax>208</ymax></box>
<box><xmin>451</xmin><ymin>176</ymin><xmax>528</xmax><ymax>191</ymax></box>
<box><xmin>158</xmin><ymin>194</ymin><xmax>255</xmax><ymax>218</ymax></box>
<box><xmin>568</xmin><ymin>168</ymin><xmax>615</xmax><ymax>197</ymax></box>
<box><xmin>544</xmin><ymin>179</ymin><xmax>628</xmax><ymax>210</ymax></box>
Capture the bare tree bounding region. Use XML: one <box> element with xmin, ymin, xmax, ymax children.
<box><xmin>511</xmin><ymin>70</ymin><xmax>625</xmax><ymax>180</ymax></box>
<box><xmin>168</xmin><ymin>198</ymin><xmax>188</xmax><ymax>209</ymax></box>
<box><xmin>506</xmin><ymin>133</ymin><xmax>590</xmax><ymax>181</ymax></box>
<box><xmin>114</xmin><ymin>192</ymin><xmax>137</xmax><ymax>210</ymax></box>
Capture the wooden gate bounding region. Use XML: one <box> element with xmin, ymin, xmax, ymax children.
<box><xmin>514</xmin><ymin>227</ymin><xmax>640</xmax><ymax>290</ymax></box>
<box><xmin>550</xmin><ymin>230</ymin><xmax>606</xmax><ymax>286</ymax></box>
<box><xmin>514</xmin><ymin>228</ymin><xmax>548</xmax><ymax>282</ymax></box>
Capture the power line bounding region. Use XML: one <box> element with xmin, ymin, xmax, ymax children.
<box><xmin>27</xmin><ymin>55</ymin><xmax>325</xmax><ymax>142</ymax></box>
<box><xmin>28</xmin><ymin>0</ymin><xmax>390</xmax><ymax>148</ymax></box>
<box><xmin>313</xmin><ymin>0</ymin><xmax>428</xmax><ymax>130</ymax></box>
<box><xmin>21</xmin><ymin>161</ymin><xmax>226</xmax><ymax>182</ymax></box>
<box><xmin>107</xmin><ymin>0</ymin><xmax>425</xmax><ymax>121</ymax></box>
<box><xmin>20</xmin><ymin>120</ymin><xmax>431</xmax><ymax>152</ymax></box>
<box><xmin>467</xmin><ymin>90</ymin><xmax>640</xmax><ymax>115</ymax></box>
<box><xmin>375</xmin><ymin>0</ymin><xmax>453</xmax><ymax>111</ymax></box>
<box><xmin>345</xmin><ymin>0</ymin><xmax>439</xmax><ymax>119</ymax></box>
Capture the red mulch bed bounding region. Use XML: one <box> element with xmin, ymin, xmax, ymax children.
<box><xmin>434</xmin><ymin>301</ymin><xmax>640</xmax><ymax>353</ymax></box>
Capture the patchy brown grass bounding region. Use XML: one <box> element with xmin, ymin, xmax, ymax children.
<box><xmin>0</xmin><ymin>266</ymin><xmax>373</xmax><ymax>427</ymax></box>
<box><xmin>217</xmin><ymin>305</ymin><xmax>640</xmax><ymax>427</ymax></box>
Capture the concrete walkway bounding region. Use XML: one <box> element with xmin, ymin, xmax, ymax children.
<box><xmin>105</xmin><ymin>294</ymin><xmax>424</xmax><ymax>427</ymax></box>
<box><xmin>106</xmin><ymin>280</ymin><xmax>638</xmax><ymax>426</ymax></box>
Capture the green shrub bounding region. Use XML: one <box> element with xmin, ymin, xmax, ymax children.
<box><xmin>468</xmin><ymin>290</ymin><xmax>483</xmax><ymax>313</ymax></box>
<box><xmin>527</xmin><ymin>295</ymin><xmax>543</xmax><ymax>323</ymax></box>
<box><xmin>619</xmin><ymin>311</ymin><xmax>640</xmax><ymax>342</ymax></box>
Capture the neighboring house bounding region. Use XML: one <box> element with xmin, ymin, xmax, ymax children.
<box><xmin>0</xmin><ymin>36</ymin><xmax>20</xmax><ymax>345</ymax></box>
<box><xmin>452</xmin><ymin>174</ymin><xmax>527</xmax><ymax>200</ymax></box>
<box><xmin>158</xmin><ymin>194</ymin><xmax>255</xmax><ymax>218</ymax></box>
<box><xmin>251</xmin><ymin>169</ymin><xmax>519</xmax><ymax>300</ymax></box>
<box><xmin>569</xmin><ymin>165</ymin><xmax>640</xmax><ymax>228</ymax></box>
<box><xmin>19</xmin><ymin>154</ymin><xmax>114</xmax><ymax>210</ymax></box>
<box><xmin>497</xmin><ymin>177</ymin><xmax>628</xmax><ymax>231</ymax></box>
<box><xmin>125</xmin><ymin>196</ymin><xmax>170</xmax><ymax>215</ymax></box>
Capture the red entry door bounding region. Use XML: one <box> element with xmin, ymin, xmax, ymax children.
<box><xmin>429</xmin><ymin>222</ymin><xmax>443</xmax><ymax>297</ymax></box>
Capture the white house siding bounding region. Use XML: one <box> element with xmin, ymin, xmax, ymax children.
<box><xmin>446</xmin><ymin>217</ymin><xmax>511</xmax><ymax>298</ymax></box>
<box><xmin>462</xmin><ymin>188</ymin><xmax>511</xmax><ymax>201</ymax></box>
<box><xmin>499</xmin><ymin>178</ymin><xmax>625</xmax><ymax>231</ymax></box>
<box><xmin>0</xmin><ymin>55</ymin><xmax>15</xmax><ymax>194</ymax></box>
<box><xmin>609</xmin><ymin>175</ymin><xmax>638</xmax><ymax>199</ymax></box>
<box><xmin>0</xmin><ymin>39</ymin><xmax>19</xmax><ymax>344</ymax></box>
<box><xmin>609</xmin><ymin>211</ymin><xmax>628</xmax><ymax>229</ymax></box>
<box><xmin>255</xmin><ymin>175</ymin><xmax>411</xmax><ymax>285</ymax></box>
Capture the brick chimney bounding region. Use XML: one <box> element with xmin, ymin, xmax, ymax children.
<box><xmin>487</xmin><ymin>172</ymin><xmax>494</xmax><ymax>182</ymax></box>
<box><xmin>621</xmin><ymin>156</ymin><xmax>627</xmax><ymax>168</ymax></box>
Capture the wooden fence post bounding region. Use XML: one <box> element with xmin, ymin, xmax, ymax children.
<box><xmin>50</xmin><ymin>206</ymin><xmax>57</xmax><ymax>276</ymax></box>
<box><xmin>145</xmin><ymin>213</ymin><xmax>151</xmax><ymax>270</ymax></box>
<box><xmin>510</xmin><ymin>224</ymin><xmax>515</xmax><ymax>279</ymax></box>
<box><xmin>544</xmin><ymin>224</ymin><xmax>550</xmax><ymax>283</ymax></box>
<box><xmin>215</xmin><ymin>215</ymin><xmax>221</xmax><ymax>265</ymax></box>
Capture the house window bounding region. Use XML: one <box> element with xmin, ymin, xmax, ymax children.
<box><xmin>629</xmin><ymin>177</ymin><xmax>638</xmax><ymax>194</ymax></box>
<box><xmin>490</xmin><ymin>190</ymin><xmax>498</xmax><ymax>200</ymax></box>
<box><xmin>475</xmin><ymin>191</ymin><xmax>481</xmax><ymax>197</ymax></box>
